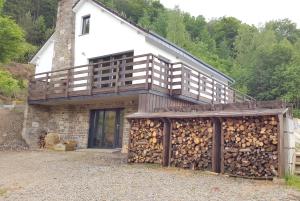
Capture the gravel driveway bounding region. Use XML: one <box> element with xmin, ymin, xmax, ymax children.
<box><xmin>0</xmin><ymin>151</ymin><xmax>299</xmax><ymax>201</ymax></box>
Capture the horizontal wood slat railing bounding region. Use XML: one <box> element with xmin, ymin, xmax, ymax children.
<box><xmin>29</xmin><ymin>53</ymin><xmax>255</xmax><ymax>103</ymax></box>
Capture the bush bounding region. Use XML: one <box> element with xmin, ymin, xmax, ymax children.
<box><xmin>0</xmin><ymin>70</ymin><xmax>20</xmax><ymax>97</ymax></box>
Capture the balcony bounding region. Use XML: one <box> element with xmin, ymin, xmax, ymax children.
<box><xmin>28</xmin><ymin>53</ymin><xmax>255</xmax><ymax>104</ymax></box>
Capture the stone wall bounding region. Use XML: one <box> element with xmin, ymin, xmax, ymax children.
<box><xmin>52</xmin><ymin>0</ymin><xmax>77</xmax><ymax>70</ymax></box>
<box><xmin>22</xmin><ymin>98</ymin><xmax>138</xmax><ymax>153</ymax></box>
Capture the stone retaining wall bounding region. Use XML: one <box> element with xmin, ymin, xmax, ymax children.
<box><xmin>22</xmin><ymin>98</ymin><xmax>138</xmax><ymax>153</ymax></box>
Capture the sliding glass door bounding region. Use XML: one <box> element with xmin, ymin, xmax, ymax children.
<box><xmin>88</xmin><ymin>109</ymin><xmax>123</xmax><ymax>149</ymax></box>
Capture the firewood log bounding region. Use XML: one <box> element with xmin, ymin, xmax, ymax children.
<box><xmin>222</xmin><ymin>116</ymin><xmax>279</xmax><ymax>177</ymax></box>
<box><xmin>128</xmin><ymin>119</ymin><xmax>164</xmax><ymax>164</ymax></box>
<box><xmin>170</xmin><ymin>118</ymin><xmax>213</xmax><ymax>170</ymax></box>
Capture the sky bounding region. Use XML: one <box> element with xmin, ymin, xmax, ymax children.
<box><xmin>159</xmin><ymin>0</ymin><xmax>300</xmax><ymax>27</ymax></box>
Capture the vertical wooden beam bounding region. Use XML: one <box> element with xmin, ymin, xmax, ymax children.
<box><xmin>212</xmin><ymin>118</ymin><xmax>221</xmax><ymax>173</ymax></box>
<box><xmin>220</xmin><ymin>118</ymin><xmax>225</xmax><ymax>174</ymax></box>
<box><xmin>278</xmin><ymin>114</ymin><xmax>285</xmax><ymax>177</ymax></box>
<box><xmin>162</xmin><ymin>118</ymin><xmax>171</xmax><ymax>167</ymax></box>
<box><xmin>150</xmin><ymin>55</ymin><xmax>154</xmax><ymax>90</ymax></box>
<box><xmin>115</xmin><ymin>60</ymin><xmax>120</xmax><ymax>93</ymax></box>
<box><xmin>181</xmin><ymin>64</ymin><xmax>185</xmax><ymax>96</ymax></box>
<box><xmin>145</xmin><ymin>55</ymin><xmax>150</xmax><ymax>90</ymax></box>
<box><xmin>233</xmin><ymin>90</ymin><xmax>236</xmax><ymax>103</ymax></box>
<box><xmin>168</xmin><ymin>120</ymin><xmax>173</xmax><ymax>167</ymax></box>
<box><xmin>169</xmin><ymin>64</ymin><xmax>173</xmax><ymax>96</ymax></box>
<box><xmin>198</xmin><ymin>73</ymin><xmax>202</xmax><ymax>101</ymax></box>
<box><xmin>65</xmin><ymin>69</ymin><xmax>71</xmax><ymax>97</ymax></box>
<box><xmin>121</xmin><ymin>54</ymin><xmax>126</xmax><ymax>87</ymax></box>
<box><xmin>223</xmin><ymin>85</ymin><xmax>226</xmax><ymax>104</ymax></box>
<box><xmin>211</xmin><ymin>76</ymin><xmax>215</xmax><ymax>104</ymax></box>
<box><xmin>89</xmin><ymin>65</ymin><xmax>94</xmax><ymax>95</ymax></box>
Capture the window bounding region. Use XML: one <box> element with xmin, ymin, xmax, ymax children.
<box><xmin>82</xmin><ymin>15</ymin><xmax>90</xmax><ymax>35</ymax></box>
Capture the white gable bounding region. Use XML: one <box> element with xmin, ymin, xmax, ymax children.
<box><xmin>73</xmin><ymin>0</ymin><xmax>232</xmax><ymax>83</ymax></box>
<box><xmin>30</xmin><ymin>34</ymin><xmax>55</xmax><ymax>74</ymax></box>
<box><xmin>73</xmin><ymin>0</ymin><xmax>181</xmax><ymax>65</ymax></box>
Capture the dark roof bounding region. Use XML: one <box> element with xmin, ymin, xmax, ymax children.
<box><xmin>126</xmin><ymin>108</ymin><xmax>288</xmax><ymax>119</ymax></box>
<box><xmin>73</xmin><ymin>0</ymin><xmax>234</xmax><ymax>82</ymax></box>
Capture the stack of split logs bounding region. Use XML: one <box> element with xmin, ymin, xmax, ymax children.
<box><xmin>171</xmin><ymin>118</ymin><xmax>213</xmax><ymax>170</ymax></box>
<box><xmin>222</xmin><ymin>116</ymin><xmax>279</xmax><ymax>177</ymax></box>
<box><xmin>128</xmin><ymin>119</ymin><xmax>164</xmax><ymax>164</ymax></box>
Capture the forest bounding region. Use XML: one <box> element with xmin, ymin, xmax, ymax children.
<box><xmin>1</xmin><ymin>0</ymin><xmax>300</xmax><ymax>114</ymax></box>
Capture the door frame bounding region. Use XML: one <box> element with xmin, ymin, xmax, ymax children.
<box><xmin>88</xmin><ymin>108</ymin><xmax>123</xmax><ymax>149</ymax></box>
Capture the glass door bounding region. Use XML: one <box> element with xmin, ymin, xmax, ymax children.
<box><xmin>88</xmin><ymin>109</ymin><xmax>123</xmax><ymax>149</ymax></box>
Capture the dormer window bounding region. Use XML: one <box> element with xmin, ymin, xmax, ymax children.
<box><xmin>82</xmin><ymin>15</ymin><xmax>90</xmax><ymax>35</ymax></box>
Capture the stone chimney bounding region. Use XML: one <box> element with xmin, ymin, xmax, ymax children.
<box><xmin>52</xmin><ymin>0</ymin><xmax>77</xmax><ymax>71</ymax></box>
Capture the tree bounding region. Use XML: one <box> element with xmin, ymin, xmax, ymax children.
<box><xmin>166</xmin><ymin>7</ymin><xmax>190</xmax><ymax>48</ymax></box>
<box><xmin>0</xmin><ymin>0</ymin><xmax>3</xmax><ymax>13</ymax></box>
<box><xmin>266</xmin><ymin>19</ymin><xmax>300</xmax><ymax>44</ymax></box>
<box><xmin>0</xmin><ymin>70</ymin><xmax>20</xmax><ymax>97</ymax></box>
<box><xmin>0</xmin><ymin>15</ymin><xmax>27</xmax><ymax>63</ymax></box>
<box><xmin>208</xmin><ymin>17</ymin><xmax>242</xmax><ymax>58</ymax></box>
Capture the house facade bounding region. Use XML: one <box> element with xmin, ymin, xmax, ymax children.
<box><xmin>23</xmin><ymin>0</ymin><xmax>253</xmax><ymax>153</ymax></box>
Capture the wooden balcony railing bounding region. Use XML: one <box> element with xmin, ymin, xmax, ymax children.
<box><xmin>29</xmin><ymin>53</ymin><xmax>255</xmax><ymax>103</ymax></box>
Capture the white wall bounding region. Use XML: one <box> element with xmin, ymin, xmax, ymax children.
<box><xmin>32</xmin><ymin>40</ymin><xmax>54</xmax><ymax>74</ymax></box>
<box><xmin>74</xmin><ymin>0</ymin><xmax>182</xmax><ymax>67</ymax></box>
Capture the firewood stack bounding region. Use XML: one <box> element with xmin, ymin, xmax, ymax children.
<box><xmin>170</xmin><ymin>118</ymin><xmax>213</xmax><ymax>170</ymax></box>
<box><xmin>222</xmin><ymin>116</ymin><xmax>279</xmax><ymax>177</ymax></box>
<box><xmin>38</xmin><ymin>134</ymin><xmax>46</xmax><ymax>149</ymax></box>
<box><xmin>128</xmin><ymin>119</ymin><xmax>164</xmax><ymax>164</ymax></box>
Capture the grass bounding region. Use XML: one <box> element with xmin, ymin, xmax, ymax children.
<box><xmin>285</xmin><ymin>174</ymin><xmax>300</xmax><ymax>190</ymax></box>
<box><xmin>0</xmin><ymin>188</ymin><xmax>7</xmax><ymax>196</ymax></box>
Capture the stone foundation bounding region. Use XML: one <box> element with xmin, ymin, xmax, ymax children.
<box><xmin>22</xmin><ymin>98</ymin><xmax>138</xmax><ymax>153</ymax></box>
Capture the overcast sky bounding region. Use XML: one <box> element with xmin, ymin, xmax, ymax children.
<box><xmin>159</xmin><ymin>0</ymin><xmax>300</xmax><ymax>27</ymax></box>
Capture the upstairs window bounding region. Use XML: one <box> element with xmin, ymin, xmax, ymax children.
<box><xmin>82</xmin><ymin>15</ymin><xmax>90</xmax><ymax>35</ymax></box>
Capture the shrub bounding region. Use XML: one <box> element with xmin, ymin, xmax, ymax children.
<box><xmin>0</xmin><ymin>70</ymin><xmax>20</xmax><ymax>97</ymax></box>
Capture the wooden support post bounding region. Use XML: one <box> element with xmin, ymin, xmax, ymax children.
<box><xmin>198</xmin><ymin>72</ymin><xmax>201</xmax><ymax>101</ymax></box>
<box><xmin>162</xmin><ymin>118</ymin><xmax>171</xmax><ymax>167</ymax></box>
<box><xmin>150</xmin><ymin>55</ymin><xmax>154</xmax><ymax>90</ymax></box>
<box><xmin>211</xmin><ymin>118</ymin><xmax>221</xmax><ymax>173</ymax></box>
<box><xmin>65</xmin><ymin>69</ymin><xmax>71</xmax><ymax>97</ymax></box>
<box><xmin>211</xmin><ymin>77</ymin><xmax>215</xmax><ymax>104</ymax></box>
<box><xmin>278</xmin><ymin>114</ymin><xmax>285</xmax><ymax>177</ymax></box>
<box><xmin>233</xmin><ymin>90</ymin><xmax>236</xmax><ymax>103</ymax></box>
<box><xmin>181</xmin><ymin>65</ymin><xmax>185</xmax><ymax>96</ymax></box>
<box><xmin>168</xmin><ymin>120</ymin><xmax>173</xmax><ymax>167</ymax></box>
<box><xmin>89</xmin><ymin>65</ymin><xmax>94</xmax><ymax>95</ymax></box>
<box><xmin>219</xmin><ymin>118</ymin><xmax>225</xmax><ymax>174</ymax></box>
<box><xmin>169</xmin><ymin>64</ymin><xmax>173</xmax><ymax>96</ymax></box>
<box><xmin>145</xmin><ymin>55</ymin><xmax>150</xmax><ymax>90</ymax></box>
<box><xmin>115</xmin><ymin>60</ymin><xmax>120</xmax><ymax>93</ymax></box>
<box><xmin>223</xmin><ymin>85</ymin><xmax>226</xmax><ymax>104</ymax></box>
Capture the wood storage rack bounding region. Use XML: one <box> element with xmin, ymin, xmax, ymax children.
<box><xmin>127</xmin><ymin>101</ymin><xmax>290</xmax><ymax>178</ymax></box>
<box><xmin>170</xmin><ymin>118</ymin><xmax>215</xmax><ymax>171</ymax></box>
<box><xmin>221</xmin><ymin>116</ymin><xmax>279</xmax><ymax>178</ymax></box>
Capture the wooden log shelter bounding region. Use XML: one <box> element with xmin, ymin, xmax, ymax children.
<box><xmin>127</xmin><ymin>101</ymin><xmax>293</xmax><ymax>178</ymax></box>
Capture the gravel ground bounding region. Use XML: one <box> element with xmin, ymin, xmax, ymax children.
<box><xmin>0</xmin><ymin>151</ymin><xmax>299</xmax><ymax>201</ymax></box>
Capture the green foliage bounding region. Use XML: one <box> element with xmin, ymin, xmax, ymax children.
<box><xmin>3</xmin><ymin>0</ymin><xmax>57</xmax><ymax>47</ymax></box>
<box><xmin>0</xmin><ymin>0</ymin><xmax>3</xmax><ymax>13</ymax></box>
<box><xmin>285</xmin><ymin>174</ymin><xmax>300</xmax><ymax>190</ymax></box>
<box><xmin>0</xmin><ymin>70</ymin><xmax>20</xmax><ymax>97</ymax></box>
<box><xmin>2</xmin><ymin>0</ymin><xmax>300</xmax><ymax>110</ymax></box>
<box><xmin>0</xmin><ymin>16</ymin><xmax>27</xmax><ymax>63</ymax></box>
